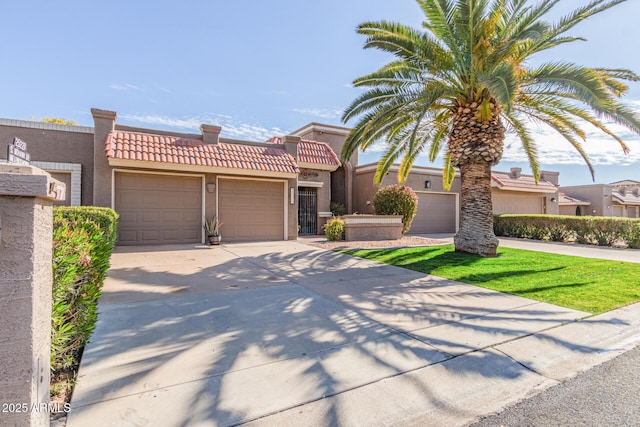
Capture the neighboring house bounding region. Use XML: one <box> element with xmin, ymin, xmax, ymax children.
<box><xmin>355</xmin><ymin>164</ymin><xmax>462</xmax><ymax>234</ymax></box>
<box><xmin>355</xmin><ymin>165</ymin><xmax>560</xmax><ymax>234</ymax></box>
<box><xmin>560</xmin><ymin>181</ymin><xmax>640</xmax><ymax>218</ymax></box>
<box><xmin>491</xmin><ymin>168</ymin><xmax>559</xmax><ymax>215</ymax></box>
<box><xmin>611</xmin><ymin>180</ymin><xmax>640</xmax><ymax>218</ymax></box>
<box><xmin>1</xmin><ymin>108</ymin><xmax>573</xmax><ymax>244</ymax></box>
<box><xmin>0</xmin><ymin>118</ymin><xmax>94</xmax><ymax>206</ymax></box>
<box><xmin>558</xmin><ymin>193</ymin><xmax>591</xmax><ymax>216</ymax></box>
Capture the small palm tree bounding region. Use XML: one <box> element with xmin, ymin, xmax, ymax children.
<box><xmin>341</xmin><ymin>0</ymin><xmax>640</xmax><ymax>256</ymax></box>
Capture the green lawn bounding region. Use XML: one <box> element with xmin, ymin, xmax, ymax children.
<box><xmin>341</xmin><ymin>245</ymin><xmax>640</xmax><ymax>315</ymax></box>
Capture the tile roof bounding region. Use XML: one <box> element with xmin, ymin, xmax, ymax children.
<box><xmin>610</xmin><ymin>179</ymin><xmax>640</xmax><ymax>186</ymax></box>
<box><xmin>106</xmin><ymin>131</ymin><xmax>299</xmax><ymax>174</ymax></box>
<box><xmin>267</xmin><ymin>137</ymin><xmax>341</xmax><ymax>166</ymax></box>
<box><xmin>613</xmin><ymin>190</ymin><xmax>640</xmax><ymax>205</ymax></box>
<box><xmin>491</xmin><ymin>171</ymin><xmax>558</xmax><ymax>193</ymax></box>
<box><xmin>558</xmin><ymin>193</ymin><xmax>590</xmax><ymax>206</ymax></box>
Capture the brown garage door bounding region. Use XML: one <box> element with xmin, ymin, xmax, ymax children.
<box><xmin>409</xmin><ymin>193</ymin><xmax>457</xmax><ymax>234</ymax></box>
<box><xmin>115</xmin><ymin>172</ymin><xmax>202</xmax><ymax>245</ymax></box>
<box><xmin>218</xmin><ymin>179</ymin><xmax>284</xmax><ymax>242</ymax></box>
<box><xmin>493</xmin><ymin>191</ymin><xmax>543</xmax><ymax>214</ymax></box>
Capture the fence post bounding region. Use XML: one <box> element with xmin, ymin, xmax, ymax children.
<box><xmin>0</xmin><ymin>164</ymin><xmax>65</xmax><ymax>426</ymax></box>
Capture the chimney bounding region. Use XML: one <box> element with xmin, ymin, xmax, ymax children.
<box><xmin>91</xmin><ymin>108</ymin><xmax>117</xmax><ymax>132</ymax></box>
<box><xmin>540</xmin><ymin>170</ymin><xmax>559</xmax><ymax>186</ymax></box>
<box><xmin>510</xmin><ymin>167</ymin><xmax>522</xmax><ymax>179</ymax></box>
<box><xmin>91</xmin><ymin>108</ymin><xmax>118</xmax><ymax>207</ymax></box>
<box><xmin>282</xmin><ymin>135</ymin><xmax>300</xmax><ymax>161</ymax></box>
<box><xmin>200</xmin><ymin>124</ymin><xmax>221</xmax><ymax>144</ymax></box>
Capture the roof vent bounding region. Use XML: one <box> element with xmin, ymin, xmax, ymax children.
<box><xmin>510</xmin><ymin>167</ymin><xmax>522</xmax><ymax>179</ymax></box>
<box><xmin>200</xmin><ymin>124</ymin><xmax>221</xmax><ymax>144</ymax></box>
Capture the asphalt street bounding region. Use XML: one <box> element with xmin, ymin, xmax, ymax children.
<box><xmin>471</xmin><ymin>344</ymin><xmax>640</xmax><ymax>427</ymax></box>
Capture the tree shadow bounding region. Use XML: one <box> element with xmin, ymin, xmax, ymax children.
<box><xmin>67</xmin><ymin>243</ymin><xmax>630</xmax><ymax>426</ymax></box>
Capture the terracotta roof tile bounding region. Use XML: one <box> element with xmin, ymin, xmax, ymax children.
<box><xmin>106</xmin><ymin>131</ymin><xmax>299</xmax><ymax>174</ymax></box>
<box><xmin>491</xmin><ymin>171</ymin><xmax>557</xmax><ymax>193</ymax></box>
<box><xmin>267</xmin><ymin>136</ymin><xmax>341</xmax><ymax>166</ymax></box>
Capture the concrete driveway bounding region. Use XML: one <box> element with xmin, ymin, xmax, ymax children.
<box><xmin>67</xmin><ymin>241</ymin><xmax>640</xmax><ymax>426</ymax></box>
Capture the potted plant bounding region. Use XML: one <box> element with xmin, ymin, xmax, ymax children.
<box><xmin>203</xmin><ymin>216</ymin><xmax>223</xmax><ymax>245</ymax></box>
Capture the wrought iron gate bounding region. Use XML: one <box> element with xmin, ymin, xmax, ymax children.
<box><xmin>298</xmin><ymin>187</ymin><xmax>317</xmax><ymax>235</ymax></box>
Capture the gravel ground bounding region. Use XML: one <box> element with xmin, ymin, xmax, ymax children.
<box><xmin>304</xmin><ymin>235</ymin><xmax>451</xmax><ymax>250</ymax></box>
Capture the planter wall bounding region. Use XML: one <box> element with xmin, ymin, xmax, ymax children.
<box><xmin>343</xmin><ymin>215</ymin><xmax>403</xmax><ymax>241</ymax></box>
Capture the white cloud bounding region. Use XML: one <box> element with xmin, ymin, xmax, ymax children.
<box><xmin>293</xmin><ymin>107</ymin><xmax>344</xmax><ymax>120</ymax></box>
<box><xmin>120</xmin><ymin>113</ymin><xmax>286</xmax><ymax>141</ymax></box>
<box><xmin>109</xmin><ymin>83</ymin><xmax>141</xmax><ymax>91</ymax></box>
<box><xmin>503</xmin><ymin>100</ymin><xmax>640</xmax><ymax>166</ymax></box>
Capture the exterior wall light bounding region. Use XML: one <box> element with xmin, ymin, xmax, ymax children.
<box><xmin>550</xmin><ymin>197</ymin><xmax>556</xmax><ymax>202</ymax></box>
<box><xmin>206</xmin><ymin>183</ymin><xmax>216</xmax><ymax>193</ymax></box>
<box><xmin>425</xmin><ymin>180</ymin><xmax>431</xmax><ymax>189</ymax></box>
<box><xmin>290</xmin><ymin>187</ymin><xmax>295</xmax><ymax>204</ymax></box>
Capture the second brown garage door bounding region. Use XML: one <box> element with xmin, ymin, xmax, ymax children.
<box><xmin>409</xmin><ymin>192</ymin><xmax>457</xmax><ymax>234</ymax></box>
<box><xmin>115</xmin><ymin>172</ymin><xmax>202</xmax><ymax>245</ymax></box>
<box><xmin>492</xmin><ymin>191</ymin><xmax>544</xmax><ymax>214</ymax></box>
<box><xmin>218</xmin><ymin>178</ymin><xmax>284</xmax><ymax>242</ymax></box>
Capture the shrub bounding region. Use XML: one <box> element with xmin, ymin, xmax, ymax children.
<box><xmin>624</xmin><ymin>221</ymin><xmax>640</xmax><ymax>249</ymax></box>
<box><xmin>494</xmin><ymin>214</ymin><xmax>639</xmax><ymax>248</ymax></box>
<box><xmin>373</xmin><ymin>185</ymin><xmax>418</xmax><ymax>234</ymax></box>
<box><xmin>324</xmin><ymin>217</ymin><xmax>345</xmax><ymax>241</ymax></box>
<box><xmin>330</xmin><ymin>201</ymin><xmax>347</xmax><ymax>217</ymax></box>
<box><xmin>51</xmin><ymin>207</ymin><xmax>118</xmax><ymax>374</ymax></box>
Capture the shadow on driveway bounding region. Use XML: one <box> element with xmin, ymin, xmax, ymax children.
<box><xmin>67</xmin><ymin>242</ymin><xmax>624</xmax><ymax>426</ymax></box>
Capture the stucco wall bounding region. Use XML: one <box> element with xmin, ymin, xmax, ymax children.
<box><xmin>287</xmin><ymin>177</ymin><xmax>298</xmax><ymax>239</ymax></box>
<box><xmin>0</xmin><ymin>169</ymin><xmax>54</xmax><ymax>427</ymax></box>
<box><xmin>296</xmin><ymin>127</ymin><xmax>357</xmax><ymax>213</ymax></box>
<box><xmin>354</xmin><ymin>167</ymin><xmax>461</xmax><ymax>215</ymax></box>
<box><xmin>0</xmin><ymin>124</ymin><xmax>94</xmax><ymax>205</ymax></box>
<box><xmin>560</xmin><ymin>185</ymin><xmax>610</xmax><ymax>216</ymax></box>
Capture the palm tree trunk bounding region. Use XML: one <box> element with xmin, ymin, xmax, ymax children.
<box><xmin>454</xmin><ymin>162</ymin><xmax>498</xmax><ymax>257</ymax></box>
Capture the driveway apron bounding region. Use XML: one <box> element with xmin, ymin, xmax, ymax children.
<box><xmin>67</xmin><ymin>241</ymin><xmax>596</xmax><ymax>426</ymax></box>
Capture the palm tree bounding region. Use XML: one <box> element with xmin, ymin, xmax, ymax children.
<box><xmin>341</xmin><ymin>0</ymin><xmax>640</xmax><ymax>256</ymax></box>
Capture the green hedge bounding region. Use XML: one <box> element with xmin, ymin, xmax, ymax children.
<box><xmin>373</xmin><ymin>184</ymin><xmax>418</xmax><ymax>234</ymax></box>
<box><xmin>494</xmin><ymin>214</ymin><xmax>640</xmax><ymax>248</ymax></box>
<box><xmin>51</xmin><ymin>207</ymin><xmax>118</xmax><ymax>373</ymax></box>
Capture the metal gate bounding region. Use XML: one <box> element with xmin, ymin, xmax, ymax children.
<box><xmin>298</xmin><ymin>187</ymin><xmax>317</xmax><ymax>235</ymax></box>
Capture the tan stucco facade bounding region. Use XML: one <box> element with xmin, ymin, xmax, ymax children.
<box><xmin>0</xmin><ymin>108</ymin><xmax>596</xmax><ymax>244</ymax></box>
<box><xmin>560</xmin><ymin>185</ymin><xmax>612</xmax><ymax>217</ymax></box>
<box><xmin>0</xmin><ymin>119</ymin><xmax>94</xmax><ymax>205</ymax></box>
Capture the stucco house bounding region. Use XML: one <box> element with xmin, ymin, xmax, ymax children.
<box><xmin>559</xmin><ymin>180</ymin><xmax>640</xmax><ymax>218</ymax></box>
<box><xmin>1</xmin><ymin>108</ymin><xmax>566</xmax><ymax>244</ymax></box>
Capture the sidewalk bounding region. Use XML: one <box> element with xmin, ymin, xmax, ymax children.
<box><xmin>66</xmin><ymin>240</ymin><xmax>640</xmax><ymax>426</ymax></box>
<box><xmin>417</xmin><ymin>234</ymin><xmax>640</xmax><ymax>263</ymax></box>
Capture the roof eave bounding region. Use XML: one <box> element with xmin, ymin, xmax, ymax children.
<box><xmin>493</xmin><ymin>185</ymin><xmax>558</xmax><ymax>194</ymax></box>
<box><xmin>108</xmin><ymin>158</ymin><xmax>298</xmax><ymax>179</ymax></box>
<box><xmin>298</xmin><ymin>161</ymin><xmax>339</xmax><ymax>172</ymax></box>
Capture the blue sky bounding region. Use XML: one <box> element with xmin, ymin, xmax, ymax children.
<box><xmin>2</xmin><ymin>0</ymin><xmax>640</xmax><ymax>186</ymax></box>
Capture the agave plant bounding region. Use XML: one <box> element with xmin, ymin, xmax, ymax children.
<box><xmin>341</xmin><ymin>0</ymin><xmax>640</xmax><ymax>256</ymax></box>
<box><xmin>203</xmin><ymin>215</ymin><xmax>222</xmax><ymax>237</ymax></box>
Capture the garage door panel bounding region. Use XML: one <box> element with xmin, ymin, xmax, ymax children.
<box><xmin>493</xmin><ymin>192</ymin><xmax>543</xmax><ymax>214</ymax></box>
<box><xmin>218</xmin><ymin>179</ymin><xmax>284</xmax><ymax>242</ymax></box>
<box><xmin>118</xmin><ymin>230</ymin><xmax>137</xmax><ymax>243</ymax></box>
<box><xmin>115</xmin><ymin>173</ymin><xmax>202</xmax><ymax>245</ymax></box>
<box><xmin>410</xmin><ymin>193</ymin><xmax>457</xmax><ymax>234</ymax></box>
